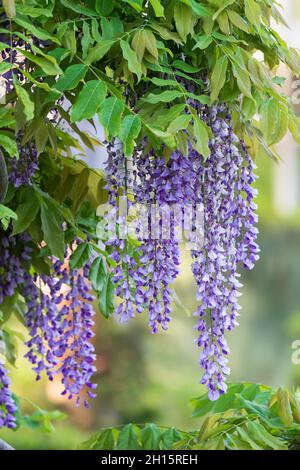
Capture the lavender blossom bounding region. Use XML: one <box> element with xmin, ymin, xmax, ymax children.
<box><xmin>0</xmin><ymin>361</ymin><xmax>17</xmax><ymax>429</ymax></box>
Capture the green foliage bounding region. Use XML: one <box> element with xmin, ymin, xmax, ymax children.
<box><xmin>79</xmin><ymin>383</ymin><xmax>300</xmax><ymax>450</ymax></box>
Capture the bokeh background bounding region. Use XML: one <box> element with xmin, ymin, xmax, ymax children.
<box><xmin>2</xmin><ymin>0</ymin><xmax>300</xmax><ymax>450</ymax></box>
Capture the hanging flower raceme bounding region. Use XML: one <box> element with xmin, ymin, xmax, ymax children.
<box><xmin>0</xmin><ymin>360</ymin><xmax>17</xmax><ymax>429</ymax></box>
<box><xmin>103</xmin><ymin>106</ymin><xmax>259</xmax><ymax>368</ymax></box>
<box><xmin>188</xmin><ymin>104</ymin><xmax>259</xmax><ymax>400</ymax></box>
<box><xmin>104</xmin><ymin>141</ymin><xmax>146</xmax><ymax>324</ymax></box>
<box><xmin>135</xmin><ymin>148</ymin><xmax>192</xmax><ymax>333</ymax></box>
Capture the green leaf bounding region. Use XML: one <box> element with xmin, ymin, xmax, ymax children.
<box><xmin>98</xmin><ymin>97</ymin><xmax>124</xmax><ymax>140</ymax></box>
<box><xmin>0</xmin><ymin>204</ymin><xmax>17</xmax><ymax>230</ymax></box>
<box><xmin>144</xmin><ymin>29</ymin><xmax>158</xmax><ymax>59</ymax></box>
<box><xmin>85</xmin><ymin>40</ymin><xmax>114</xmax><ymax>65</ymax></box>
<box><xmin>242</xmin><ymin>96</ymin><xmax>257</xmax><ymax>120</ymax></box>
<box><xmin>60</xmin><ymin>0</ymin><xmax>99</xmax><ymax>16</ymax></box>
<box><xmin>141</xmin><ymin>424</ymin><xmax>161</xmax><ymax>450</ymax></box>
<box><xmin>227</xmin><ymin>9</ymin><xmax>250</xmax><ymax>33</ymax></box>
<box><xmin>81</xmin><ymin>22</ymin><xmax>91</xmax><ymax>60</ymax></box>
<box><xmin>261</xmin><ymin>98</ymin><xmax>288</xmax><ymax>145</ymax></box>
<box><xmin>93</xmin><ymin>429</ymin><xmax>115</xmax><ymax>450</ymax></box>
<box><xmin>154</xmin><ymin>104</ymin><xmax>186</xmax><ymax>129</ymax></box>
<box><xmin>236</xmin><ymin>426</ymin><xmax>263</xmax><ymax>450</ymax></box>
<box><xmin>56</xmin><ymin>64</ymin><xmax>88</xmax><ymax>91</ymax></box>
<box><xmin>119</xmin><ymin>115</ymin><xmax>142</xmax><ymax>156</ymax></box>
<box><xmin>174</xmin><ymin>4</ymin><xmax>196</xmax><ymax>42</ymax></box>
<box><xmin>212</xmin><ymin>0</ymin><xmax>235</xmax><ymax>19</ymax></box>
<box><xmin>143</xmin><ymin>90</ymin><xmax>183</xmax><ymax>104</ymax></box>
<box><xmin>12</xmin><ymin>190</ymin><xmax>39</xmax><ymax>235</ymax></box>
<box><xmin>193</xmin><ymin>118</ymin><xmax>210</xmax><ymax>159</ymax></box>
<box><xmin>40</xmin><ymin>201</ymin><xmax>65</xmax><ymax>260</ymax></box>
<box><xmin>71</xmin><ymin>80</ymin><xmax>107</xmax><ymax>122</ymax></box>
<box><xmin>231</xmin><ymin>61</ymin><xmax>252</xmax><ymax>98</ymax></box>
<box><xmin>167</xmin><ymin>114</ymin><xmax>191</xmax><ymax>133</ymax></box>
<box><xmin>0</xmin><ymin>134</ymin><xmax>18</xmax><ymax>158</ymax></box>
<box><xmin>210</xmin><ymin>56</ymin><xmax>228</xmax><ymax>102</ymax></box>
<box><xmin>161</xmin><ymin>428</ymin><xmax>183</xmax><ymax>450</ymax></box>
<box><xmin>13</xmin><ymin>76</ymin><xmax>34</xmax><ymax>122</ymax></box>
<box><xmin>277</xmin><ymin>388</ymin><xmax>294</xmax><ymax>427</ymax></box>
<box><xmin>149</xmin><ymin>0</ymin><xmax>164</xmax><ymax>17</ymax></box>
<box><xmin>172</xmin><ymin>59</ymin><xmax>202</xmax><ymax>73</ymax></box>
<box><xmin>244</xmin><ymin>0</ymin><xmax>261</xmax><ymax>29</ymax></box>
<box><xmin>121</xmin><ymin>0</ymin><xmax>143</xmax><ymax>12</ymax></box>
<box><xmin>0</xmin><ymin>62</ymin><xmax>13</xmax><ymax>75</ymax></box>
<box><xmin>18</xmin><ymin>49</ymin><xmax>62</xmax><ymax>76</ymax></box>
<box><xmin>116</xmin><ymin>424</ymin><xmax>140</xmax><ymax>450</ymax></box>
<box><xmin>131</xmin><ymin>30</ymin><xmax>146</xmax><ymax>62</ymax></box>
<box><xmin>247</xmin><ymin>421</ymin><xmax>287</xmax><ymax>450</ymax></box>
<box><xmin>193</xmin><ymin>34</ymin><xmax>213</xmax><ymax>50</ymax></box>
<box><xmin>120</xmin><ymin>40</ymin><xmax>142</xmax><ymax>81</ymax></box>
<box><xmin>150</xmin><ymin>24</ymin><xmax>182</xmax><ymax>44</ymax></box>
<box><xmin>98</xmin><ymin>273</ymin><xmax>115</xmax><ymax>319</ymax></box>
<box><xmin>96</xmin><ymin>0</ymin><xmax>115</xmax><ymax>16</ymax></box>
<box><xmin>146</xmin><ymin>126</ymin><xmax>176</xmax><ymax>148</ymax></box>
<box><xmin>69</xmin><ymin>242</ymin><xmax>93</xmax><ymax>270</ymax></box>
<box><xmin>2</xmin><ymin>0</ymin><xmax>16</xmax><ymax>18</ymax></box>
<box><xmin>15</xmin><ymin>16</ymin><xmax>60</xmax><ymax>44</ymax></box>
<box><xmin>188</xmin><ymin>0</ymin><xmax>212</xmax><ymax>18</ymax></box>
<box><xmin>89</xmin><ymin>257</ymin><xmax>108</xmax><ymax>291</ymax></box>
<box><xmin>288</xmin><ymin>115</ymin><xmax>300</xmax><ymax>145</ymax></box>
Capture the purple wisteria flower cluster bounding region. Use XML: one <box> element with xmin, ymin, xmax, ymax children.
<box><xmin>103</xmin><ymin>103</ymin><xmax>259</xmax><ymax>400</ymax></box>
<box><xmin>8</xmin><ymin>138</ymin><xmax>39</xmax><ymax>188</ymax></box>
<box><xmin>0</xmin><ymin>231</ymin><xmax>97</xmax><ymax>422</ymax></box>
<box><xmin>0</xmin><ymin>360</ymin><xmax>17</xmax><ymax>429</ymax></box>
<box><xmin>190</xmin><ymin>105</ymin><xmax>259</xmax><ymax>400</ymax></box>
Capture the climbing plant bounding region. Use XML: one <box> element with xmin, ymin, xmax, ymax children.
<box><xmin>0</xmin><ymin>0</ymin><xmax>300</xmax><ymax>431</ymax></box>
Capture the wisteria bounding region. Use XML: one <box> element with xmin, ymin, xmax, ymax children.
<box><xmin>103</xmin><ymin>102</ymin><xmax>259</xmax><ymax>399</ymax></box>
<box><xmin>0</xmin><ymin>360</ymin><xmax>17</xmax><ymax>429</ymax></box>
<box><xmin>0</xmin><ymin>230</ymin><xmax>97</xmax><ymax>416</ymax></box>
<box><xmin>8</xmin><ymin>138</ymin><xmax>39</xmax><ymax>188</ymax></box>
<box><xmin>190</xmin><ymin>105</ymin><xmax>259</xmax><ymax>400</ymax></box>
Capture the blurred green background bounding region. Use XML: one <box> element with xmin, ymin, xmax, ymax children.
<box><xmin>2</xmin><ymin>0</ymin><xmax>300</xmax><ymax>450</ymax></box>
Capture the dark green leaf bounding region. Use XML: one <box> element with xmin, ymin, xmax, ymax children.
<box><xmin>56</xmin><ymin>64</ymin><xmax>88</xmax><ymax>91</ymax></box>
<box><xmin>12</xmin><ymin>189</ymin><xmax>40</xmax><ymax>235</ymax></box>
<box><xmin>141</xmin><ymin>424</ymin><xmax>161</xmax><ymax>450</ymax></box>
<box><xmin>98</xmin><ymin>273</ymin><xmax>115</xmax><ymax>319</ymax></box>
<box><xmin>116</xmin><ymin>424</ymin><xmax>140</xmax><ymax>450</ymax></box>
<box><xmin>40</xmin><ymin>201</ymin><xmax>65</xmax><ymax>260</ymax></box>
<box><xmin>71</xmin><ymin>80</ymin><xmax>107</xmax><ymax>122</ymax></box>
<box><xmin>69</xmin><ymin>242</ymin><xmax>93</xmax><ymax>270</ymax></box>
<box><xmin>89</xmin><ymin>257</ymin><xmax>108</xmax><ymax>291</ymax></box>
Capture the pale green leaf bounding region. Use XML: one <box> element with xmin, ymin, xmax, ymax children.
<box><xmin>120</xmin><ymin>40</ymin><xmax>142</xmax><ymax>80</ymax></box>
<box><xmin>149</xmin><ymin>0</ymin><xmax>164</xmax><ymax>17</ymax></box>
<box><xmin>56</xmin><ymin>64</ymin><xmax>88</xmax><ymax>91</ymax></box>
